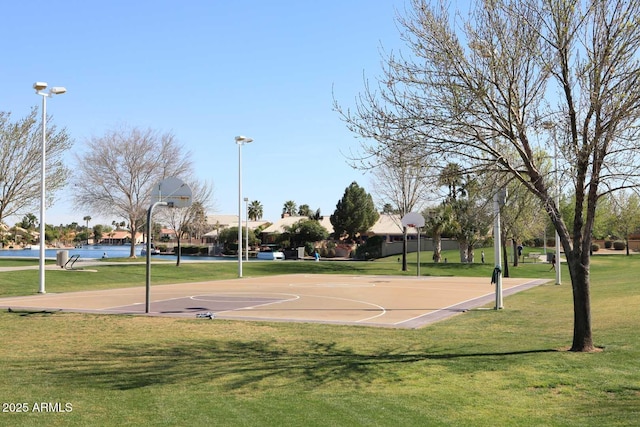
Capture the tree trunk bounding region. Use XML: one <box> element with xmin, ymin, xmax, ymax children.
<box><xmin>129</xmin><ymin>220</ymin><xmax>138</xmax><ymax>258</ymax></box>
<box><xmin>176</xmin><ymin>239</ymin><xmax>182</xmax><ymax>267</ymax></box>
<box><xmin>502</xmin><ymin>240</ymin><xmax>510</xmax><ymax>278</ymax></box>
<box><xmin>625</xmin><ymin>237</ymin><xmax>630</xmax><ymax>256</ymax></box>
<box><xmin>567</xmin><ymin>251</ymin><xmax>594</xmax><ymax>352</ymax></box>
<box><xmin>458</xmin><ymin>239</ymin><xmax>468</xmax><ymax>263</ymax></box>
<box><xmin>432</xmin><ymin>234</ymin><xmax>442</xmax><ymax>263</ymax></box>
<box><xmin>512</xmin><ymin>239</ymin><xmax>519</xmax><ymax>267</ymax></box>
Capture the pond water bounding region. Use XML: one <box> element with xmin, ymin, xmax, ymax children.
<box><xmin>0</xmin><ymin>245</ymin><xmax>230</xmax><ymax>261</ymax></box>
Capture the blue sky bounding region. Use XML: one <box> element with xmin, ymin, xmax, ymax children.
<box><xmin>2</xmin><ymin>0</ymin><xmax>408</xmax><ymax>226</ymax></box>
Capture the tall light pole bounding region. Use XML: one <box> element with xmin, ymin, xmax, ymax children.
<box><xmin>493</xmin><ymin>188</ymin><xmax>506</xmax><ymax>309</ymax></box>
<box><xmin>553</xmin><ymin>131</ymin><xmax>562</xmax><ymax>285</ymax></box>
<box><xmin>469</xmin><ymin>39</ymin><xmax>504</xmax><ymax>308</ymax></box>
<box><xmin>235</xmin><ymin>135</ymin><xmax>253</xmax><ymax>277</ymax></box>
<box><xmin>244</xmin><ymin>197</ymin><xmax>249</xmax><ymax>261</ymax></box>
<box><xmin>33</xmin><ymin>82</ymin><xmax>66</xmax><ymax>294</ymax></box>
<box><xmin>542</xmin><ymin>121</ymin><xmax>562</xmax><ymax>285</ymax></box>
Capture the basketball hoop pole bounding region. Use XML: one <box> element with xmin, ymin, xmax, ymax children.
<box><xmin>401</xmin><ymin>213</ymin><xmax>425</xmax><ymax>278</ymax></box>
<box><xmin>417</xmin><ymin>227</ymin><xmax>421</xmax><ymax>277</ymax></box>
<box><xmin>407</xmin><ymin>224</ymin><xmax>420</xmax><ymax>276</ymax></box>
<box><xmin>146</xmin><ymin>177</ymin><xmax>192</xmax><ymax>313</ymax></box>
<box><xmin>146</xmin><ymin>201</ymin><xmax>167</xmax><ymax>313</ymax></box>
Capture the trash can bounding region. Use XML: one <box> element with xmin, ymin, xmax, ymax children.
<box><xmin>56</xmin><ymin>250</ymin><xmax>69</xmax><ymax>267</ymax></box>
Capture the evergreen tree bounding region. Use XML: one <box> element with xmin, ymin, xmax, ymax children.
<box><xmin>330</xmin><ymin>182</ymin><xmax>379</xmax><ymax>241</ymax></box>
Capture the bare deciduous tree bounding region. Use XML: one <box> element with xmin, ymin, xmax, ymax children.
<box><xmin>606</xmin><ymin>191</ymin><xmax>640</xmax><ymax>256</ymax></box>
<box><xmin>370</xmin><ymin>145</ymin><xmax>438</xmax><ymax>270</ymax></box>
<box><xmin>73</xmin><ymin>126</ymin><xmax>192</xmax><ymax>257</ymax></box>
<box><xmin>156</xmin><ymin>179</ymin><xmax>214</xmax><ymax>266</ymax></box>
<box><xmin>0</xmin><ymin>108</ymin><xmax>72</xmax><ymax>224</ymax></box>
<box><xmin>336</xmin><ymin>0</ymin><xmax>640</xmax><ymax>351</ymax></box>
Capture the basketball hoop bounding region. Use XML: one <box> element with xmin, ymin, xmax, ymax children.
<box><xmin>401</xmin><ymin>212</ymin><xmax>425</xmax><ymax>229</ymax></box>
<box><xmin>150</xmin><ymin>177</ymin><xmax>192</xmax><ymax>208</ymax></box>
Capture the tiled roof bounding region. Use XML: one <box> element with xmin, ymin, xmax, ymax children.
<box><xmin>261</xmin><ymin>216</ymin><xmax>334</xmax><ymax>234</ymax></box>
<box><xmin>366</xmin><ymin>213</ymin><xmax>404</xmax><ymax>235</ymax></box>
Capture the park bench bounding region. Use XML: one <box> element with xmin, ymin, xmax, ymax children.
<box><xmin>525</xmin><ymin>252</ymin><xmax>541</xmax><ymax>262</ymax></box>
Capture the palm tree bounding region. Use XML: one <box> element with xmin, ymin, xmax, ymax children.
<box><xmin>282</xmin><ymin>200</ymin><xmax>297</xmax><ymax>217</ymax></box>
<box><xmin>297</xmin><ymin>204</ymin><xmax>312</xmax><ymax>217</ymax></box>
<box><xmin>438</xmin><ymin>163</ymin><xmax>463</xmax><ymax>202</ymax></box>
<box><xmin>424</xmin><ymin>204</ymin><xmax>454</xmax><ymax>263</ymax></box>
<box><xmin>248</xmin><ymin>200</ymin><xmax>263</xmax><ymax>221</ymax></box>
<box><xmin>83</xmin><ymin>215</ymin><xmax>91</xmax><ymax>245</ymax></box>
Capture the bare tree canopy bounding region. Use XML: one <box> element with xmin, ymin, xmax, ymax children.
<box><xmin>370</xmin><ymin>145</ymin><xmax>439</xmax><ymax>271</ymax></box>
<box><xmin>0</xmin><ymin>108</ymin><xmax>72</xmax><ymax>224</ymax></box>
<box><xmin>337</xmin><ymin>0</ymin><xmax>640</xmax><ymax>351</ymax></box>
<box><xmin>156</xmin><ymin>179</ymin><xmax>214</xmax><ymax>266</ymax></box>
<box><xmin>73</xmin><ymin>126</ymin><xmax>193</xmax><ymax>257</ymax></box>
<box><xmin>370</xmin><ymin>146</ymin><xmax>438</xmax><ymax>216</ymax></box>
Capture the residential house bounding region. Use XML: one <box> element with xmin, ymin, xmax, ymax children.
<box><xmin>99</xmin><ymin>230</ymin><xmax>143</xmax><ymax>245</ymax></box>
<box><xmin>202</xmin><ymin>214</ymin><xmax>269</xmax><ymax>244</ymax></box>
<box><xmin>260</xmin><ymin>216</ymin><xmax>334</xmax><ymax>244</ymax></box>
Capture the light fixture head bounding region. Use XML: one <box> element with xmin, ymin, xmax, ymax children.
<box><xmin>235</xmin><ymin>135</ymin><xmax>253</xmax><ymax>144</ymax></box>
<box><xmin>51</xmin><ymin>87</ymin><xmax>67</xmax><ymax>95</ymax></box>
<box><xmin>33</xmin><ymin>82</ymin><xmax>48</xmax><ymax>91</ymax></box>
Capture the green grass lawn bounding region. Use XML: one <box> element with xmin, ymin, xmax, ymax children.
<box><xmin>0</xmin><ymin>250</ymin><xmax>638</xmax><ymax>426</ymax></box>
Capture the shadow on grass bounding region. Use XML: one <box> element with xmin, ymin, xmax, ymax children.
<box><xmin>45</xmin><ymin>338</ymin><xmax>558</xmax><ymax>392</ymax></box>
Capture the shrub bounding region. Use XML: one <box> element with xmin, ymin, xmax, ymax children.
<box><xmin>613</xmin><ymin>240</ymin><xmax>626</xmax><ymax>250</ymax></box>
<box><xmin>591</xmin><ymin>243</ymin><xmax>600</xmax><ymax>252</ymax></box>
<box><xmin>355</xmin><ymin>236</ymin><xmax>384</xmax><ymax>260</ymax></box>
<box><xmin>179</xmin><ymin>245</ymin><xmax>209</xmax><ymax>255</ymax></box>
<box><xmin>304</xmin><ymin>242</ymin><xmax>315</xmax><ymax>256</ymax></box>
<box><xmin>224</xmin><ymin>243</ymin><xmax>239</xmax><ymax>255</ymax></box>
<box><xmin>604</xmin><ymin>240</ymin><xmax>613</xmax><ymax>249</ymax></box>
<box><xmin>181</xmin><ymin>245</ymin><xmax>197</xmax><ymax>255</ymax></box>
<box><xmin>531</xmin><ymin>238</ymin><xmax>544</xmax><ymax>247</ymax></box>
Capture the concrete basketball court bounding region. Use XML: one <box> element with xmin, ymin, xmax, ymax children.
<box><xmin>0</xmin><ymin>274</ymin><xmax>547</xmax><ymax>328</ymax></box>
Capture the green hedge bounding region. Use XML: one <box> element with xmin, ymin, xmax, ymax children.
<box><xmin>613</xmin><ymin>240</ymin><xmax>626</xmax><ymax>250</ymax></box>
<box><xmin>179</xmin><ymin>245</ymin><xmax>210</xmax><ymax>255</ymax></box>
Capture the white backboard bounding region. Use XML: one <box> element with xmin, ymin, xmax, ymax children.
<box><xmin>150</xmin><ymin>177</ymin><xmax>192</xmax><ymax>208</ymax></box>
<box><xmin>401</xmin><ymin>212</ymin><xmax>425</xmax><ymax>228</ymax></box>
